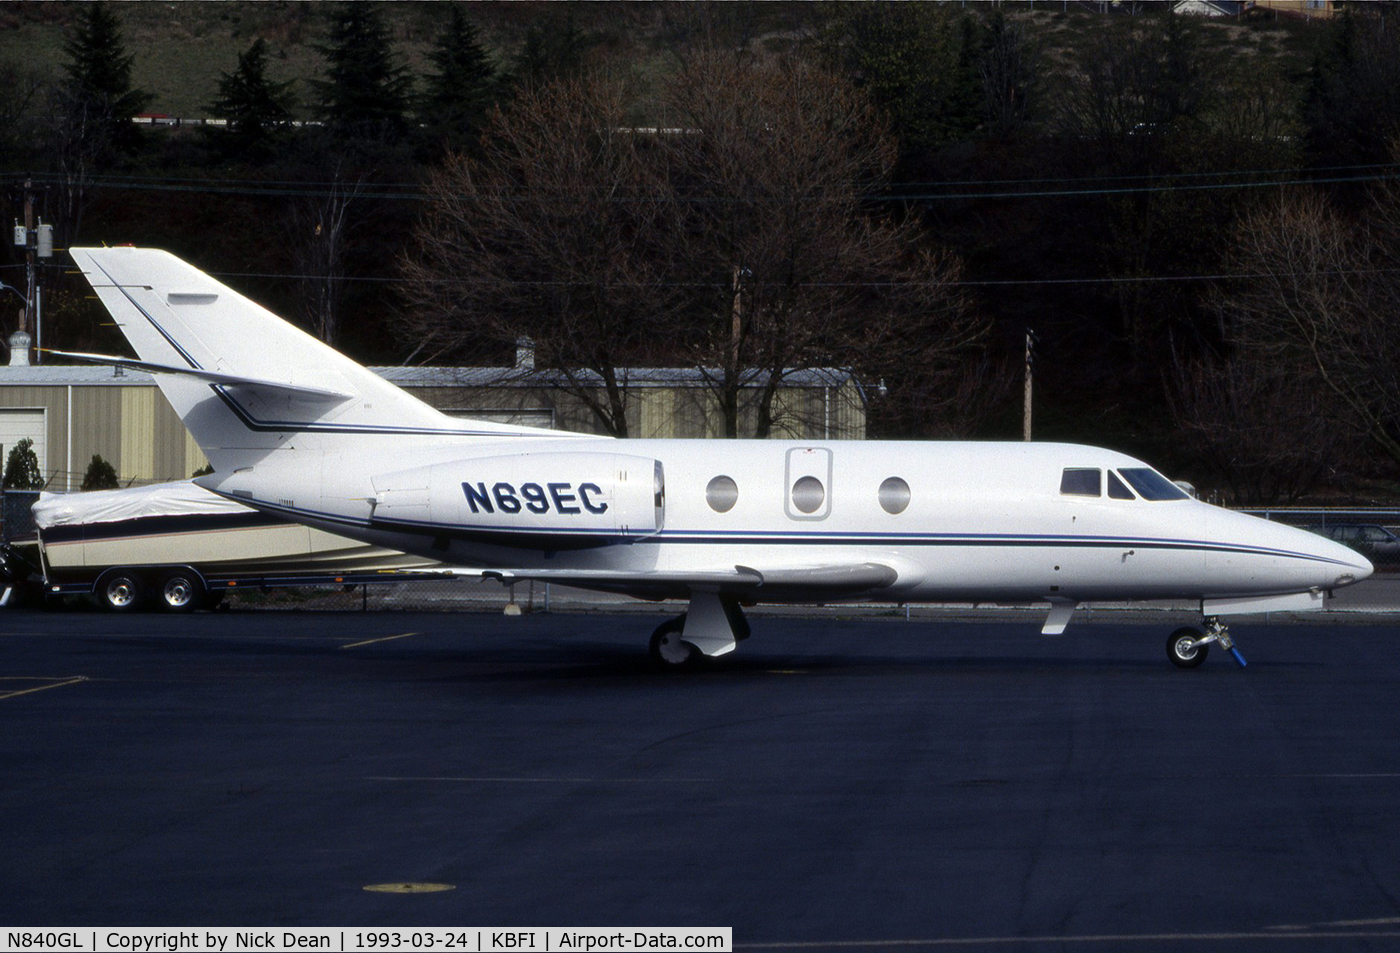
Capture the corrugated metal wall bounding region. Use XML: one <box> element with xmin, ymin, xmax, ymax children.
<box><xmin>0</xmin><ymin>383</ymin><xmax>206</xmax><ymax>489</ymax></box>
<box><xmin>119</xmin><ymin>387</ymin><xmax>156</xmax><ymax>481</ymax></box>
<box><xmin>0</xmin><ymin>387</ymin><xmax>64</xmax><ymax>481</ymax></box>
<box><xmin>0</xmin><ymin>387</ymin><xmax>62</xmax><ymax>486</ymax></box>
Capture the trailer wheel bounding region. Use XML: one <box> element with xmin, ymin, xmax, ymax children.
<box><xmin>159</xmin><ymin>570</ymin><xmax>203</xmax><ymax>613</ymax></box>
<box><xmin>98</xmin><ymin>571</ymin><xmax>145</xmax><ymax>612</ymax></box>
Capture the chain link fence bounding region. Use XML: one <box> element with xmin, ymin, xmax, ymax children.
<box><xmin>1</xmin><ymin>490</ymin><xmax>40</xmax><ymax>543</ymax></box>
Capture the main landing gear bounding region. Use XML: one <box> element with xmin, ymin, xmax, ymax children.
<box><xmin>1167</xmin><ymin>618</ymin><xmax>1247</xmax><ymax>669</ymax></box>
<box><xmin>647</xmin><ymin>593</ymin><xmax>751</xmax><ymax>669</ymax></box>
<box><xmin>649</xmin><ymin>615</ymin><xmax>697</xmax><ymax>667</ymax></box>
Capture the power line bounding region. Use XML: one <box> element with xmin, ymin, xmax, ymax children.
<box><xmin>7</xmin><ymin>160</ymin><xmax>1398</xmax><ymax>191</ymax></box>
<box><xmin>208</xmin><ymin>267</ymin><xmax>1400</xmax><ymax>288</ymax></box>
<box><xmin>885</xmin><ymin>161</ymin><xmax>1400</xmax><ymax>188</ymax></box>
<box><xmin>5</xmin><ymin>167</ymin><xmax>1397</xmax><ymax>204</ymax></box>
<box><xmin>896</xmin><ymin>173</ymin><xmax>1400</xmax><ymax>201</ymax></box>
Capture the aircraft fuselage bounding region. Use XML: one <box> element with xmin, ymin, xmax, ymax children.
<box><xmin>216</xmin><ymin>436</ymin><xmax>1369</xmax><ymax>607</ymax></box>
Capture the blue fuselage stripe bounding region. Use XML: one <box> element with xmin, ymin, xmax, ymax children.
<box><xmin>225</xmin><ymin>497</ymin><xmax>1353</xmax><ymax>568</ymax></box>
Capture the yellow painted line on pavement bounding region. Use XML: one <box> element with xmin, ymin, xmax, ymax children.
<box><xmin>340</xmin><ymin>631</ymin><xmax>419</xmax><ymax>650</ymax></box>
<box><xmin>363</xmin><ymin>883</ymin><xmax>456</xmax><ymax>894</ymax></box>
<box><xmin>0</xmin><ymin>676</ymin><xmax>88</xmax><ymax>701</ymax></box>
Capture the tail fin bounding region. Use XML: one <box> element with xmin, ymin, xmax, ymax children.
<box><xmin>70</xmin><ymin>247</ymin><xmax>556</xmax><ymax>471</ymax></box>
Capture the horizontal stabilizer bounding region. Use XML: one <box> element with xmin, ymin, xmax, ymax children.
<box><xmin>44</xmin><ymin>349</ymin><xmax>354</xmax><ymax>402</ymax></box>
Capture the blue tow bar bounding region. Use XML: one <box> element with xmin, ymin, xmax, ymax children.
<box><xmin>1230</xmin><ymin>646</ymin><xmax>1247</xmax><ymax>667</ymax></box>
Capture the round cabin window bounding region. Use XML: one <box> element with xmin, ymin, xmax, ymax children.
<box><xmin>706</xmin><ymin>475</ymin><xmax>739</xmax><ymax>513</ymax></box>
<box><xmin>791</xmin><ymin>475</ymin><xmax>825</xmax><ymax>515</ymax></box>
<box><xmin>878</xmin><ymin>477</ymin><xmax>911</xmax><ymax>514</ymax></box>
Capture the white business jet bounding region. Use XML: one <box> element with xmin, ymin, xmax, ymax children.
<box><xmin>61</xmin><ymin>247</ymin><xmax>1372</xmax><ymax>668</ymax></box>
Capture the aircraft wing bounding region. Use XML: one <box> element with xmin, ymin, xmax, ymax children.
<box><xmin>453</xmin><ymin>562</ymin><xmax>899</xmax><ymax>599</ymax></box>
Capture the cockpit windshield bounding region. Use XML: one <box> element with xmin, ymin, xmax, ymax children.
<box><xmin>1107</xmin><ymin>470</ymin><xmax>1135</xmax><ymax>500</ymax></box>
<box><xmin>1118</xmin><ymin>468</ymin><xmax>1189</xmax><ymax>501</ymax></box>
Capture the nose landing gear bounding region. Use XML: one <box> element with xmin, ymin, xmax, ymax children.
<box><xmin>1167</xmin><ymin>618</ymin><xmax>1247</xmax><ymax>669</ymax></box>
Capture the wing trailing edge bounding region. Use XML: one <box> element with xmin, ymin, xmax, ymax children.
<box><xmin>455</xmin><ymin>562</ymin><xmax>898</xmax><ymax>597</ymax></box>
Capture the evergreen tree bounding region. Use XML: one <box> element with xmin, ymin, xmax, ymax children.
<box><xmin>2</xmin><ymin>438</ymin><xmax>45</xmax><ymax>490</ymax></box>
<box><xmin>422</xmin><ymin>5</ymin><xmax>496</xmax><ymax>152</ymax></box>
<box><xmin>80</xmin><ymin>454</ymin><xmax>119</xmax><ymax>491</ymax></box>
<box><xmin>1303</xmin><ymin>11</ymin><xmax>1400</xmax><ymax>170</ymax></box>
<box><xmin>821</xmin><ymin>4</ymin><xmax>982</xmax><ymax>168</ymax></box>
<box><xmin>314</xmin><ymin>4</ymin><xmax>413</xmax><ymax>140</ymax></box>
<box><xmin>207</xmin><ymin>38</ymin><xmax>295</xmax><ymax>159</ymax></box>
<box><xmin>511</xmin><ymin>8</ymin><xmax>588</xmax><ymax>87</ymax></box>
<box><xmin>61</xmin><ymin>3</ymin><xmax>152</xmax><ymax>151</ymax></box>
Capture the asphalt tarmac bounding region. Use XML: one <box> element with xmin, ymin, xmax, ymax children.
<box><xmin>2</xmin><ymin>609</ymin><xmax>1399</xmax><ymax>951</ymax></box>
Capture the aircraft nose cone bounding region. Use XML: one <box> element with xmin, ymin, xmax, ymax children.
<box><xmin>1340</xmin><ymin>550</ymin><xmax>1375</xmax><ymax>586</ymax></box>
<box><xmin>1299</xmin><ymin>526</ymin><xmax>1373</xmax><ymax>588</ymax></box>
<box><xmin>1205</xmin><ymin>508</ymin><xmax>1374</xmax><ymax>594</ymax></box>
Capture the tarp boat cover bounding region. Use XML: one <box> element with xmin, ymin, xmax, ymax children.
<box><xmin>32</xmin><ymin>481</ymin><xmax>253</xmax><ymax>530</ymax></box>
<box><xmin>30</xmin><ymin>480</ymin><xmax>447</xmax><ymax>589</ymax></box>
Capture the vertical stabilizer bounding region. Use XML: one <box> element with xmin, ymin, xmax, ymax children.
<box><xmin>69</xmin><ymin>247</ymin><xmax>559</xmax><ymax>472</ymax></box>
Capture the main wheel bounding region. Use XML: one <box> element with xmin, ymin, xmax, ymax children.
<box><xmin>649</xmin><ymin>614</ymin><xmax>698</xmax><ymax>668</ymax></box>
<box><xmin>99</xmin><ymin>571</ymin><xmax>145</xmax><ymax>612</ymax></box>
<box><xmin>1167</xmin><ymin>627</ymin><xmax>1208</xmax><ymax>668</ymax></box>
<box><xmin>158</xmin><ymin>570</ymin><xmax>203</xmax><ymax>613</ymax></box>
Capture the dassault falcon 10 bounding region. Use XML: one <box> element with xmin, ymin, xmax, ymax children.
<box><xmin>60</xmin><ymin>247</ymin><xmax>1372</xmax><ymax>668</ymax></box>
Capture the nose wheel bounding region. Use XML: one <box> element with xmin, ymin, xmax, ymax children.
<box><xmin>1167</xmin><ymin>619</ymin><xmax>1247</xmax><ymax>669</ymax></box>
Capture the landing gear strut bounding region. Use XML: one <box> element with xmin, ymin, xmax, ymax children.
<box><xmin>1167</xmin><ymin>618</ymin><xmax>1247</xmax><ymax>669</ymax></box>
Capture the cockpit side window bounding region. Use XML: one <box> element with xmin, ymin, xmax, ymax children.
<box><xmin>1118</xmin><ymin>467</ymin><xmax>1190</xmax><ymax>501</ymax></box>
<box><xmin>1060</xmin><ymin>468</ymin><xmax>1101</xmax><ymax>496</ymax></box>
<box><xmin>1107</xmin><ymin>470</ymin><xmax>1135</xmax><ymax>500</ymax></box>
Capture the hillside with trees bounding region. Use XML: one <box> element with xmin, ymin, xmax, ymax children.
<box><xmin>1</xmin><ymin>1</ymin><xmax>1397</xmax><ymax>504</ymax></box>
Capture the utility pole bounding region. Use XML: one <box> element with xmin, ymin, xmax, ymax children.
<box><xmin>23</xmin><ymin>179</ymin><xmax>34</xmax><ymax>364</ymax></box>
<box><xmin>1023</xmin><ymin>327</ymin><xmax>1036</xmax><ymax>441</ymax></box>
<box><xmin>730</xmin><ymin>264</ymin><xmax>743</xmax><ymax>371</ymax></box>
<box><xmin>9</xmin><ymin>179</ymin><xmax>52</xmax><ymax>366</ymax></box>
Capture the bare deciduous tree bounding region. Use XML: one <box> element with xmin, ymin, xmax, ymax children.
<box><xmin>401</xmin><ymin>73</ymin><xmax>682</xmax><ymax>437</ymax></box>
<box><xmin>286</xmin><ymin>162</ymin><xmax>365</xmax><ymax>347</ymax></box>
<box><xmin>659</xmin><ymin>50</ymin><xmax>986</xmax><ymax>437</ymax></box>
<box><xmin>44</xmin><ymin>84</ymin><xmax>113</xmax><ymax>251</ymax></box>
<box><xmin>0</xmin><ymin>60</ymin><xmax>43</xmax><ymax>163</ymax></box>
<box><xmin>402</xmin><ymin>57</ymin><xmax>988</xmax><ymax>439</ymax></box>
<box><xmin>979</xmin><ymin>10</ymin><xmax>1040</xmax><ymax>140</ymax></box>
<box><xmin>1058</xmin><ymin>12</ymin><xmax>1207</xmax><ymax>166</ymax></box>
<box><xmin>1220</xmin><ymin>188</ymin><xmax>1400</xmax><ymax>467</ymax></box>
<box><xmin>1167</xmin><ymin>347</ymin><xmax>1346</xmax><ymax>504</ymax></box>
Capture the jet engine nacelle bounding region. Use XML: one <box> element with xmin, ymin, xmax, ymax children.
<box><xmin>370</xmin><ymin>451</ymin><xmax>664</xmax><ymax>547</ymax></box>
